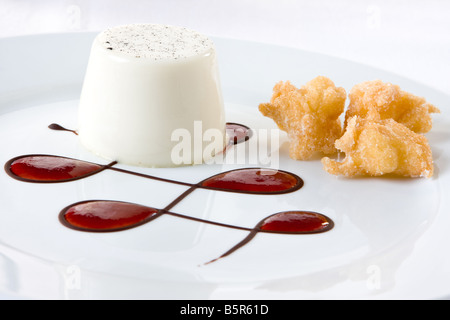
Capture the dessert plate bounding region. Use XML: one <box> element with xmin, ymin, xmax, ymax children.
<box><xmin>0</xmin><ymin>32</ymin><xmax>449</xmax><ymax>300</ymax></box>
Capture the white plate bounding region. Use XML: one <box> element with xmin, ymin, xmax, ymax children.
<box><xmin>0</xmin><ymin>32</ymin><xmax>449</xmax><ymax>300</ymax></box>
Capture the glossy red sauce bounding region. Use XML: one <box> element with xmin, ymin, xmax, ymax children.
<box><xmin>259</xmin><ymin>211</ymin><xmax>333</xmax><ymax>233</ymax></box>
<box><xmin>61</xmin><ymin>201</ymin><xmax>159</xmax><ymax>232</ymax></box>
<box><xmin>201</xmin><ymin>168</ymin><xmax>303</xmax><ymax>193</ymax></box>
<box><xmin>8</xmin><ymin>155</ymin><xmax>102</xmax><ymax>182</ymax></box>
<box><xmin>5</xmin><ymin>122</ymin><xmax>334</xmax><ymax>264</ymax></box>
<box><xmin>226</xmin><ymin>123</ymin><xmax>252</xmax><ymax>144</ymax></box>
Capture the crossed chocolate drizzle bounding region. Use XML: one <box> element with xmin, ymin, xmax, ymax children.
<box><xmin>4</xmin><ymin>123</ymin><xmax>334</xmax><ymax>264</ymax></box>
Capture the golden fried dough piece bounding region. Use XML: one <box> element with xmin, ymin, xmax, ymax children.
<box><xmin>259</xmin><ymin>76</ymin><xmax>346</xmax><ymax>160</ymax></box>
<box><xmin>345</xmin><ymin>80</ymin><xmax>439</xmax><ymax>133</ymax></box>
<box><xmin>322</xmin><ymin>116</ymin><xmax>434</xmax><ymax>178</ymax></box>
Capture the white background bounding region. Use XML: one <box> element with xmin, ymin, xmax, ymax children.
<box><xmin>1</xmin><ymin>0</ymin><xmax>450</xmax><ymax>300</ymax></box>
<box><xmin>1</xmin><ymin>0</ymin><xmax>449</xmax><ymax>95</ymax></box>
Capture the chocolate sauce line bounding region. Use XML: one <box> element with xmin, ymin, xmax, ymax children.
<box><xmin>106</xmin><ymin>165</ymin><xmax>305</xmax><ymax>195</ymax></box>
<box><xmin>163</xmin><ymin>182</ymin><xmax>203</xmax><ymax>212</ymax></box>
<box><xmin>204</xmin><ymin>229</ymin><xmax>258</xmax><ymax>265</ymax></box>
<box><xmin>46</xmin><ymin>122</ymin><xmax>302</xmax><ymax>194</ymax></box>
<box><xmin>107</xmin><ymin>166</ymin><xmax>195</xmax><ymax>187</ymax></box>
<box><xmin>44</xmin><ymin>122</ymin><xmax>262</xmax><ymax>189</ymax></box>
<box><xmin>4</xmin><ymin>153</ymin><xmax>194</xmax><ymax>187</ymax></box>
<box><xmin>203</xmin><ymin>211</ymin><xmax>334</xmax><ymax>265</ymax></box>
<box><xmin>48</xmin><ymin>122</ymin><xmax>251</xmax><ymax>143</ymax></box>
<box><xmin>162</xmin><ymin>210</ymin><xmax>254</xmax><ymax>232</ymax></box>
<box><xmin>48</xmin><ymin>123</ymin><xmax>78</xmax><ymax>135</ymax></box>
<box><xmin>59</xmin><ymin>198</ymin><xmax>254</xmax><ymax>233</ymax></box>
<box><xmin>159</xmin><ymin>183</ymin><xmax>255</xmax><ymax>233</ymax></box>
<box><xmin>7</xmin><ymin>122</ymin><xmax>335</xmax><ymax>265</ymax></box>
<box><xmin>6</xmin><ymin>153</ymin><xmax>304</xmax><ymax>196</ymax></box>
<box><xmin>59</xmin><ymin>197</ymin><xmax>333</xmax><ymax>265</ymax></box>
<box><xmin>59</xmin><ymin>196</ymin><xmax>284</xmax><ymax>264</ymax></box>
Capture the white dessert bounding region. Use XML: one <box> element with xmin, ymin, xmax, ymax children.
<box><xmin>78</xmin><ymin>24</ymin><xmax>226</xmax><ymax>167</ymax></box>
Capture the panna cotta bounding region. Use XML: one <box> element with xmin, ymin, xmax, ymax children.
<box><xmin>78</xmin><ymin>24</ymin><xmax>226</xmax><ymax>167</ymax></box>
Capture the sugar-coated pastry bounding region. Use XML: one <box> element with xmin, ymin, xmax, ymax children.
<box><xmin>345</xmin><ymin>80</ymin><xmax>439</xmax><ymax>133</ymax></box>
<box><xmin>259</xmin><ymin>76</ymin><xmax>346</xmax><ymax>160</ymax></box>
<box><xmin>322</xmin><ymin>116</ymin><xmax>434</xmax><ymax>178</ymax></box>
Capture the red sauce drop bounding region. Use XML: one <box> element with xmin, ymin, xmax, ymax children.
<box><xmin>48</xmin><ymin>123</ymin><xmax>78</xmax><ymax>135</ymax></box>
<box><xmin>259</xmin><ymin>211</ymin><xmax>333</xmax><ymax>234</ymax></box>
<box><xmin>60</xmin><ymin>200</ymin><xmax>159</xmax><ymax>232</ymax></box>
<box><xmin>201</xmin><ymin>168</ymin><xmax>303</xmax><ymax>194</ymax></box>
<box><xmin>5</xmin><ymin>122</ymin><xmax>335</xmax><ymax>264</ymax></box>
<box><xmin>7</xmin><ymin>155</ymin><xmax>102</xmax><ymax>182</ymax></box>
<box><xmin>226</xmin><ymin>123</ymin><xmax>252</xmax><ymax>144</ymax></box>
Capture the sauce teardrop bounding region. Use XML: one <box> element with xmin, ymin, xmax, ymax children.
<box><xmin>60</xmin><ymin>200</ymin><xmax>160</xmax><ymax>232</ymax></box>
<box><xmin>259</xmin><ymin>211</ymin><xmax>334</xmax><ymax>234</ymax></box>
<box><xmin>201</xmin><ymin>168</ymin><xmax>303</xmax><ymax>194</ymax></box>
<box><xmin>6</xmin><ymin>155</ymin><xmax>103</xmax><ymax>182</ymax></box>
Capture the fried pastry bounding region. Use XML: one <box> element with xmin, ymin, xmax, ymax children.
<box><xmin>259</xmin><ymin>76</ymin><xmax>347</xmax><ymax>160</ymax></box>
<box><xmin>321</xmin><ymin>116</ymin><xmax>434</xmax><ymax>178</ymax></box>
<box><xmin>345</xmin><ymin>80</ymin><xmax>439</xmax><ymax>133</ymax></box>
